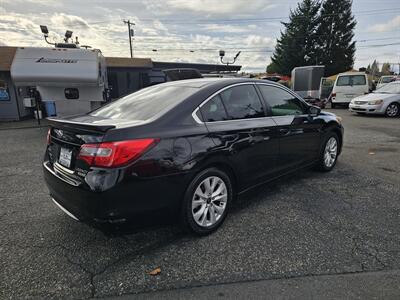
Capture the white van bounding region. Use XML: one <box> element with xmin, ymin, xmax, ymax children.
<box><xmin>331</xmin><ymin>72</ymin><xmax>369</xmax><ymax>108</ymax></box>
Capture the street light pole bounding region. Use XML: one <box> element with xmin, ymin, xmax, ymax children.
<box><xmin>123</xmin><ymin>20</ymin><xmax>135</xmax><ymax>58</ymax></box>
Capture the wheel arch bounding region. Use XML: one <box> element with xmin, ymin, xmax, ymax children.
<box><xmin>323</xmin><ymin>121</ymin><xmax>343</xmax><ymax>154</ymax></box>
<box><xmin>192</xmin><ymin>155</ymin><xmax>239</xmax><ymax>194</ymax></box>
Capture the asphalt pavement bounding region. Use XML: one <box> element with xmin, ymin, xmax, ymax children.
<box><xmin>0</xmin><ymin>109</ymin><xmax>399</xmax><ymax>299</ymax></box>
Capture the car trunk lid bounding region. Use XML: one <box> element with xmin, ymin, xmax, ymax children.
<box><xmin>46</xmin><ymin>116</ymin><xmax>116</xmax><ymax>184</ymax></box>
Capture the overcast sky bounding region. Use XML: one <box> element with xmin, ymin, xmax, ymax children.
<box><xmin>0</xmin><ymin>0</ymin><xmax>399</xmax><ymax>72</ymax></box>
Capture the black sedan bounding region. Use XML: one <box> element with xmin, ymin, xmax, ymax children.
<box><xmin>43</xmin><ymin>78</ymin><xmax>343</xmax><ymax>235</ymax></box>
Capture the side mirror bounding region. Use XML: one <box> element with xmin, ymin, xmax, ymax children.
<box><xmin>308</xmin><ymin>105</ymin><xmax>321</xmax><ymax>117</ymax></box>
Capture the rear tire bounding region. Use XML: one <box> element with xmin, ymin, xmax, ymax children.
<box><xmin>331</xmin><ymin>103</ymin><xmax>336</xmax><ymax>109</ymax></box>
<box><xmin>385</xmin><ymin>103</ymin><xmax>399</xmax><ymax>118</ymax></box>
<box><xmin>316</xmin><ymin>132</ymin><xmax>339</xmax><ymax>172</ymax></box>
<box><xmin>181</xmin><ymin>168</ymin><xmax>232</xmax><ymax>235</ymax></box>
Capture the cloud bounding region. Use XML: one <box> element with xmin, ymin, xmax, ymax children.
<box><xmin>368</xmin><ymin>15</ymin><xmax>400</xmax><ymax>33</ymax></box>
<box><xmin>165</xmin><ymin>0</ymin><xmax>275</xmax><ymax>15</ymax></box>
<box><xmin>50</xmin><ymin>13</ymin><xmax>90</xmax><ymax>29</ymax></box>
<box><xmin>201</xmin><ymin>24</ymin><xmax>252</xmax><ymax>33</ymax></box>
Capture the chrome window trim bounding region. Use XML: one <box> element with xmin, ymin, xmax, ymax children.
<box><xmin>192</xmin><ymin>82</ymin><xmax>274</xmax><ymax>125</ymax></box>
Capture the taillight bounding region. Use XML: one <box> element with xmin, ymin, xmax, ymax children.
<box><xmin>78</xmin><ymin>138</ymin><xmax>158</xmax><ymax>168</ymax></box>
<box><xmin>47</xmin><ymin>128</ymin><xmax>51</xmax><ymax>145</ymax></box>
<box><xmin>331</xmin><ymin>93</ymin><xmax>336</xmax><ymax>98</ymax></box>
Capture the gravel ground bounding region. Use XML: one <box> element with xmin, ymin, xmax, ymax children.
<box><xmin>0</xmin><ymin>109</ymin><xmax>399</xmax><ymax>299</ymax></box>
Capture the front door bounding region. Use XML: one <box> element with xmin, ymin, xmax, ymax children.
<box><xmin>256</xmin><ymin>84</ymin><xmax>322</xmax><ymax>171</ymax></box>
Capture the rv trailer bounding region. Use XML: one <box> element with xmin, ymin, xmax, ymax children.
<box><xmin>291</xmin><ymin>65</ymin><xmax>325</xmax><ymax>106</ymax></box>
<box><xmin>11</xmin><ymin>46</ymin><xmax>108</xmax><ymax>116</ymax></box>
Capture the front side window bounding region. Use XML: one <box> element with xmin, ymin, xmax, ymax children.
<box><xmin>219</xmin><ymin>85</ymin><xmax>264</xmax><ymax>120</ymax></box>
<box><xmin>258</xmin><ymin>85</ymin><xmax>306</xmax><ymax>116</ymax></box>
<box><xmin>200</xmin><ymin>95</ymin><xmax>228</xmax><ymax>122</ymax></box>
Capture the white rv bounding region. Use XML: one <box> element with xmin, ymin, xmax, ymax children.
<box><xmin>11</xmin><ymin>46</ymin><xmax>108</xmax><ymax>116</ymax></box>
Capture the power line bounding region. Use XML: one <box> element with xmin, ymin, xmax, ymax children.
<box><xmin>136</xmin><ymin>8</ymin><xmax>400</xmax><ymax>24</ymax></box>
<box><xmin>42</xmin><ymin>7</ymin><xmax>400</xmax><ymax>28</ymax></box>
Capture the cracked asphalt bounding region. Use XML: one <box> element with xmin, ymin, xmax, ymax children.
<box><xmin>1</xmin><ymin>109</ymin><xmax>399</xmax><ymax>299</ymax></box>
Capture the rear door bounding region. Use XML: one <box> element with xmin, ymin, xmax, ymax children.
<box><xmin>198</xmin><ymin>83</ymin><xmax>280</xmax><ymax>187</ymax></box>
<box><xmin>256</xmin><ymin>83</ymin><xmax>322</xmax><ymax>170</ymax></box>
<box><xmin>334</xmin><ymin>75</ymin><xmax>368</xmax><ymax>102</ymax></box>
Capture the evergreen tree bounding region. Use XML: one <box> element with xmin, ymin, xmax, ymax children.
<box><xmin>381</xmin><ymin>63</ymin><xmax>392</xmax><ymax>75</ymax></box>
<box><xmin>316</xmin><ymin>0</ymin><xmax>356</xmax><ymax>76</ymax></box>
<box><xmin>268</xmin><ymin>0</ymin><xmax>321</xmax><ymax>75</ymax></box>
<box><xmin>370</xmin><ymin>59</ymin><xmax>380</xmax><ymax>76</ymax></box>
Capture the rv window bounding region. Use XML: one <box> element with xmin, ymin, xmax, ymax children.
<box><xmin>64</xmin><ymin>88</ymin><xmax>79</xmax><ymax>99</ymax></box>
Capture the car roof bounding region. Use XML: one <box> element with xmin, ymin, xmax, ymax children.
<box><xmin>161</xmin><ymin>77</ymin><xmax>278</xmax><ymax>89</ymax></box>
<box><xmin>337</xmin><ymin>72</ymin><xmax>366</xmax><ymax>76</ymax></box>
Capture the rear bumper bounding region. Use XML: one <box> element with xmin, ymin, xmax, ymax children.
<box><xmin>332</xmin><ymin>98</ymin><xmax>351</xmax><ymax>104</ymax></box>
<box><xmin>43</xmin><ymin>161</ymin><xmax>191</xmax><ymax>223</ymax></box>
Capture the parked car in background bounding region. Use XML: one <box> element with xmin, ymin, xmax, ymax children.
<box><xmin>349</xmin><ymin>81</ymin><xmax>400</xmax><ymax>117</ymax></box>
<box><xmin>43</xmin><ymin>78</ymin><xmax>343</xmax><ymax>235</ymax></box>
<box><xmin>331</xmin><ymin>72</ymin><xmax>369</xmax><ymax>108</ymax></box>
<box><xmin>376</xmin><ymin>75</ymin><xmax>396</xmax><ymax>89</ymax></box>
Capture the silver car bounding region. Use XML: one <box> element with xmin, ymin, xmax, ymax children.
<box><xmin>349</xmin><ymin>81</ymin><xmax>400</xmax><ymax>117</ymax></box>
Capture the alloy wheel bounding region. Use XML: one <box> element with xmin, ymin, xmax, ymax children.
<box><xmin>324</xmin><ymin>137</ymin><xmax>338</xmax><ymax>168</ymax></box>
<box><xmin>386</xmin><ymin>104</ymin><xmax>399</xmax><ymax>117</ymax></box>
<box><xmin>192</xmin><ymin>176</ymin><xmax>228</xmax><ymax>227</ymax></box>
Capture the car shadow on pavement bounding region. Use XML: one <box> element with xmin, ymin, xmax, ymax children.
<box><xmin>97</xmin><ymin>167</ymin><xmax>320</xmax><ymax>239</ymax></box>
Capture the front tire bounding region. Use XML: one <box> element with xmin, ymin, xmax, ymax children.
<box><xmin>181</xmin><ymin>168</ymin><xmax>232</xmax><ymax>235</ymax></box>
<box><xmin>317</xmin><ymin>132</ymin><xmax>339</xmax><ymax>172</ymax></box>
<box><xmin>385</xmin><ymin>103</ymin><xmax>399</xmax><ymax>118</ymax></box>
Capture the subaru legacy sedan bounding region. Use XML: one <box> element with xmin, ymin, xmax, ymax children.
<box><xmin>44</xmin><ymin>78</ymin><xmax>343</xmax><ymax>235</ymax></box>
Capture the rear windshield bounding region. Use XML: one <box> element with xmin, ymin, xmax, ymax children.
<box><xmin>90</xmin><ymin>84</ymin><xmax>197</xmax><ymax>121</ymax></box>
<box><xmin>337</xmin><ymin>75</ymin><xmax>366</xmax><ymax>86</ymax></box>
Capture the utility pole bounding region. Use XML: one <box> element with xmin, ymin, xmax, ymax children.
<box><xmin>123</xmin><ymin>20</ymin><xmax>135</xmax><ymax>58</ymax></box>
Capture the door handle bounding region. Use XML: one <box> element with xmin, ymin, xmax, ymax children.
<box><xmin>279</xmin><ymin>128</ymin><xmax>290</xmax><ymax>135</ymax></box>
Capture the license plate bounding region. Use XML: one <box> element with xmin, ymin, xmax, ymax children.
<box><xmin>59</xmin><ymin>147</ymin><xmax>72</xmax><ymax>168</ymax></box>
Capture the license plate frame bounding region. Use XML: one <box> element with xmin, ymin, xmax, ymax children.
<box><xmin>59</xmin><ymin>147</ymin><xmax>72</xmax><ymax>168</ymax></box>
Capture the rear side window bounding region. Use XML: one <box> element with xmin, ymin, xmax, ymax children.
<box><xmin>200</xmin><ymin>95</ymin><xmax>228</xmax><ymax>122</ymax></box>
<box><xmin>337</xmin><ymin>75</ymin><xmax>366</xmax><ymax>86</ymax></box>
<box><xmin>220</xmin><ymin>85</ymin><xmax>264</xmax><ymax>120</ymax></box>
<box><xmin>258</xmin><ymin>85</ymin><xmax>306</xmax><ymax>116</ymax></box>
<box><xmin>90</xmin><ymin>85</ymin><xmax>196</xmax><ymax>121</ymax></box>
